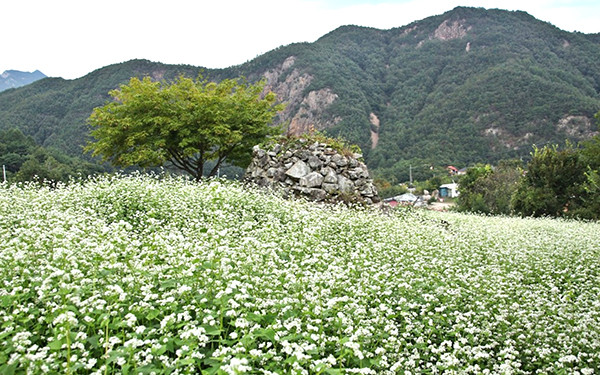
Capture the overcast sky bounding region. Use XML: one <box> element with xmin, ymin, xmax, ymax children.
<box><xmin>2</xmin><ymin>0</ymin><xmax>599</xmax><ymax>79</ymax></box>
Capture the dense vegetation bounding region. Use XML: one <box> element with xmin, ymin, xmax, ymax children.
<box><xmin>1</xmin><ymin>174</ymin><xmax>599</xmax><ymax>374</ymax></box>
<box><xmin>1</xmin><ymin>7</ymin><xmax>599</xmax><ymax>183</ymax></box>
<box><xmin>456</xmin><ymin>113</ymin><xmax>600</xmax><ymax>220</ymax></box>
<box><xmin>0</xmin><ymin>128</ymin><xmax>105</xmax><ymax>183</ymax></box>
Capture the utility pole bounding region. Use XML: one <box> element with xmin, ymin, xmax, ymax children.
<box><xmin>409</xmin><ymin>164</ymin><xmax>413</xmax><ymax>186</ymax></box>
<box><xmin>2</xmin><ymin>165</ymin><xmax>5</xmax><ymax>183</ymax></box>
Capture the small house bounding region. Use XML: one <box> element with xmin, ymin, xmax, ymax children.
<box><xmin>384</xmin><ymin>193</ymin><xmax>418</xmax><ymax>207</ymax></box>
<box><xmin>439</xmin><ymin>183</ymin><xmax>459</xmax><ymax>198</ymax></box>
<box><xmin>446</xmin><ymin>166</ymin><xmax>459</xmax><ymax>175</ymax></box>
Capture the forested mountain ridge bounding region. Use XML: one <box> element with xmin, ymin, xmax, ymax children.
<box><xmin>0</xmin><ymin>60</ymin><xmax>204</xmax><ymax>156</ymax></box>
<box><xmin>1</xmin><ymin>7</ymin><xmax>599</xmax><ymax>182</ymax></box>
<box><xmin>0</xmin><ymin>70</ymin><xmax>46</xmax><ymax>92</ymax></box>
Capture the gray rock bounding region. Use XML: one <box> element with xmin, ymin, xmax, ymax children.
<box><xmin>258</xmin><ymin>156</ymin><xmax>270</xmax><ymax>168</ymax></box>
<box><xmin>323</xmin><ymin>172</ymin><xmax>338</xmax><ymax>184</ymax></box>
<box><xmin>335</xmin><ymin>156</ymin><xmax>348</xmax><ymax>167</ymax></box>
<box><xmin>267</xmin><ymin>167</ymin><xmax>286</xmax><ymax>181</ymax></box>
<box><xmin>257</xmin><ymin>177</ymin><xmax>270</xmax><ymax>187</ymax></box>
<box><xmin>285</xmin><ymin>160</ymin><xmax>311</xmax><ymax>179</ymax></box>
<box><xmin>347</xmin><ymin>170</ymin><xmax>359</xmax><ymax>180</ymax></box>
<box><xmin>337</xmin><ymin>175</ymin><xmax>355</xmax><ymax>194</ymax></box>
<box><xmin>308</xmin><ymin>155</ymin><xmax>323</xmax><ymax>169</ymax></box>
<box><xmin>309</xmin><ymin>189</ymin><xmax>327</xmax><ymax>201</ymax></box>
<box><xmin>319</xmin><ymin>154</ymin><xmax>331</xmax><ymax>163</ymax></box>
<box><xmin>253</xmin><ymin>146</ymin><xmax>266</xmax><ymax>158</ymax></box>
<box><xmin>358</xmin><ymin>165</ymin><xmax>370</xmax><ymax>178</ymax></box>
<box><xmin>322</xmin><ymin>183</ymin><xmax>339</xmax><ymax>194</ymax></box>
<box><xmin>355</xmin><ymin>179</ymin><xmax>367</xmax><ymax>188</ymax></box>
<box><xmin>272</xmin><ymin>144</ymin><xmax>282</xmax><ymax>154</ymax></box>
<box><xmin>320</xmin><ymin>166</ymin><xmax>335</xmax><ymax>176</ymax></box>
<box><xmin>300</xmin><ymin>172</ymin><xmax>324</xmax><ymax>188</ymax></box>
<box><xmin>251</xmin><ymin>168</ymin><xmax>263</xmax><ymax>178</ymax></box>
<box><xmin>294</xmin><ymin>150</ymin><xmax>312</xmax><ymax>161</ymax></box>
<box><xmin>360</xmin><ymin>186</ymin><xmax>374</xmax><ymax>196</ymax></box>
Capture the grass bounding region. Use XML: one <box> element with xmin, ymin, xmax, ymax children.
<box><xmin>1</xmin><ymin>173</ymin><xmax>599</xmax><ymax>374</ymax></box>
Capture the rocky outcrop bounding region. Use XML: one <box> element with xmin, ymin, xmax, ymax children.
<box><xmin>557</xmin><ymin>115</ymin><xmax>599</xmax><ymax>138</ymax></box>
<box><xmin>369</xmin><ymin>112</ymin><xmax>380</xmax><ymax>149</ymax></box>
<box><xmin>262</xmin><ymin>56</ymin><xmax>341</xmax><ymax>135</ymax></box>
<box><xmin>244</xmin><ymin>140</ymin><xmax>380</xmax><ymax>205</ymax></box>
<box><xmin>432</xmin><ymin>19</ymin><xmax>470</xmax><ymax>41</ymax></box>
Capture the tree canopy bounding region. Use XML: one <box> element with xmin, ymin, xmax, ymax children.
<box><xmin>86</xmin><ymin>76</ymin><xmax>284</xmax><ymax>180</ymax></box>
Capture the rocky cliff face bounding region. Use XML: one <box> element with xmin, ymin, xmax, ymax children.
<box><xmin>262</xmin><ymin>57</ymin><xmax>341</xmax><ymax>135</ymax></box>
<box><xmin>244</xmin><ymin>140</ymin><xmax>380</xmax><ymax>205</ymax></box>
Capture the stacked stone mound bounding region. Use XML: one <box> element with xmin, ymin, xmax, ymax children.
<box><xmin>244</xmin><ymin>141</ymin><xmax>380</xmax><ymax>204</ymax></box>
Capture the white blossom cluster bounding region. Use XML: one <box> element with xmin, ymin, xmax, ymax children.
<box><xmin>1</xmin><ymin>174</ymin><xmax>599</xmax><ymax>374</ymax></box>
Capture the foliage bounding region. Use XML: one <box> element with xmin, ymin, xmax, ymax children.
<box><xmin>573</xmin><ymin>111</ymin><xmax>600</xmax><ymax>218</ymax></box>
<box><xmin>373</xmin><ymin>178</ymin><xmax>408</xmax><ymax>199</ymax></box>
<box><xmin>86</xmin><ymin>76</ymin><xmax>284</xmax><ymax>180</ymax></box>
<box><xmin>1</xmin><ymin>174</ymin><xmax>600</xmax><ymax>373</ymax></box>
<box><xmin>458</xmin><ymin>112</ymin><xmax>600</xmax><ymax>219</ymax></box>
<box><xmin>512</xmin><ymin>145</ymin><xmax>588</xmax><ymax>218</ymax></box>
<box><xmin>0</xmin><ymin>128</ymin><xmax>105</xmax><ymax>184</ymax></box>
<box><xmin>457</xmin><ymin>160</ymin><xmax>522</xmax><ymax>215</ymax></box>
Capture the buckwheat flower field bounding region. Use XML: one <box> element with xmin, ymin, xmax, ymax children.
<box><xmin>1</xmin><ymin>174</ymin><xmax>599</xmax><ymax>374</ymax></box>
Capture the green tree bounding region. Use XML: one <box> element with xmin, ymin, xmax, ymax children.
<box><xmin>456</xmin><ymin>164</ymin><xmax>494</xmax><ymax>214</ymax></box>
<box><xmin>86</xmin><ymin>76</ymin><xmax>284</xmax><ymax>181</ymax></box>
<box><xmin>512</xmin><ymin>145</ymin><xmax>587</xmax><ymax>217</ymax></box>
<box><xmin>573</xmin><ymin>111</ymin><xmax>600</xmax><ymax>219</ymax></box>
<box><xmin>457</xmin><ymin>160</ymin><xmax>522</xmax><ymax>215</ymax></box>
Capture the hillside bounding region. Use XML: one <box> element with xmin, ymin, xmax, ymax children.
<box><xmin>1</xmin><ymin>7</ymin><xmax>599</xmax><ymax>181</ymax></box>
<box><xmin>0</xmin><ymin>69</ymin><xmax>46</xmax><ymax>92</ymax></box>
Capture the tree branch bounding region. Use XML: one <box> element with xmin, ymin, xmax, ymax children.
<box><xmin>167</xmin><ymin>149</ymin><xmax>196</xmax><ymax>177</ymax></box>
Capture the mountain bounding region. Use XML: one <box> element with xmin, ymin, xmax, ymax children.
<box><xmin>0</xmin><ymin>70</ymin><xmax>46</xmax><ymax>92</ymax></box>
<box><xmin>1</xmin><ymin>7</ymin><xmax>599</xmax><ymax>182</ymax></box>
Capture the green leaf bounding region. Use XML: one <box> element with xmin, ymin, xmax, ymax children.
<box><xmin>87</xmin><ymin>335</ymin><xmax>100</xmax><ymax>349</ymax></box>
<box><xmin>155</xmin><ymin>344</ymin><xmax>167</xmax><ymax>356</ymax></box>
<box><xmin>202</xmin><ymin>325</ymin><xmax>222</xmax><ymax>336</ymax></box>
<box><xmin>146</xmin><ymin>309</ymin><xmax>160</xmax><ymax>320</ymax></box>
<box><xmin>48</xmin><ymin>339</ymin><xmax>63</xmax><ymax>350</ymax></box>
<box><xmin>254</xmin><ymin>328</ymin><xmax>276</xmax><ymax>342</ymax></box>
<box><xmin>0</xmin><ymin>363</ymin><xmax>17</xmax><ymax>375</ymax></box>
<box><xmin>1</xmin><ymin>295</ymin><xmax>12</xmax><ymax>308</ymax></box>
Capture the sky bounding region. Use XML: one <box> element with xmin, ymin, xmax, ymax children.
<box><xmin>2</xmin><ymin>0</ymin><xmax>600</xmax><ymax>79</ymax></box>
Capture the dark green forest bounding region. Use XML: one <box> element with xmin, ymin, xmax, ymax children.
<box><xmin>1</xmin><ymin>7</ymin><xmax>599</xmax><ymax>183</ymax></box>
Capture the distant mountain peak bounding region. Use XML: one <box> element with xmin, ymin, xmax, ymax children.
<box><xmin>0</xmin><ymin>69</ymin><xmax>46</xmax><ymax>92</ymax></box>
